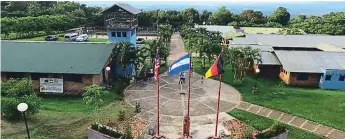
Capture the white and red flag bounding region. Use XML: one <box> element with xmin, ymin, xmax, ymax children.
<box><xmin>154</xmin><ymin>52</ymin><xmax>160</xmax><ymax>80</ymax></box>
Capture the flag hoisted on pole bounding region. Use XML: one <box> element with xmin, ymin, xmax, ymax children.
<box><xmin>154</xmin><ymin>48</ymin><xmax>162</xmax><ymax>138</ymax></box>
<box><xmin>205</xmin><ymin>52</ymin><xmax>224</xmax><ymax>139</ymax></box>
<box><xmin>167</xmin><ymin>52</ymin><xmax>191</xmax><ymax>137</ymax></box>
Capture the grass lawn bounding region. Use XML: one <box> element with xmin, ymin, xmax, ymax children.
<box><xmin>87</xmin><ymin>38</ymin><xmax>108</xmax><ymax>42</ymax></box>
<box><xmin>192</xmin><ymin>58</ymin><xmax>345</xmax><ymax>131</ymax></box>
<box><xmin>1</xmin><ymin>92</ymin><xmax>135</xmax><ymax>139</ymax></box>
<box><xmin>228</xmin><ymin>109</ymin><xmax>323</xmax><ymax>139</ymax></box>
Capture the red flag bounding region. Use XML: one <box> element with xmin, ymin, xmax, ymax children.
<box><xmin>154</xmin><ymin>53</ymin><xmax>160</xmax><ymax>80</ymax></box>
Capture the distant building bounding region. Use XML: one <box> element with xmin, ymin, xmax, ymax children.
<box><xmin>102</xmin><ymin>3</ymin><xmax>142</xmax><ymax>47</ymax></box>
<box><xmin>1</xmin><ymin>41</ymin><xmax>114</xmax><ymax>94</ymax></box>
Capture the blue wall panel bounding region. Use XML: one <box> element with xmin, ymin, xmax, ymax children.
<box><xmin>319</xmin><ymin>69</ymin><xmax>345</xmax><ymax>90</ymax></box>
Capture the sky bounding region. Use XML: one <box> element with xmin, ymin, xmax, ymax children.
<box><xmin>78</xmin><ymin>1</ymin><xmax>345</xmax><ymax>16</ymax></box>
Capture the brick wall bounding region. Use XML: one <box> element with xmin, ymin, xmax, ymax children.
<box><xmin>254</xmin><ymin>64</ymin><xmax>281</xmax><ymax>78</ymax></box>
<box><xmin>279</xmin><ymin>70</ymin><xmax>291</xmax><ymax>84</ymax></box>
<box><xmin>289</xmin><ymin>72</ymin><xmax>322</xmax><ymax>86</ymax></box>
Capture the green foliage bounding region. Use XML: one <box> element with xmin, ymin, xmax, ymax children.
<box><xmin>225</xmin><ymin>46</ymin><xmax>260</xmax><ymax>84</ymax></box>
<box><xmin>20</xmin><ymin>94</ymin><xmax>42</xmax><ymax>115</ymax></box>
<box><xmin>256</xmin><ymin>121</ymin><xmax>287</xmax><ymax>138</ymax></box>
<box><xmin>82</xmin><ymin>85</ymin><xmax>110</xmax><ymax>122</ymax></box>
<box><xmin>1</xmin><ymin>97</ymin><xmax>21</xmax><ymax>120</ymax></box>
<box><xmin>278</xmin><ymin>27</ymin><xmax>304</xmax><ymax>35</ymax></box>
<box><xmin>229</xmin><ymin>109</ymin><xmax>323</xmax><ymax>139</ymax></box>
<box><xmin>1</xmin><ymin>78</ymin><xmax>34</xmax><ymax>97</ymax></box>
<box><xmin>268</xmin><ymin>7</ymin><xmax>290</xmax><ymax>26</ymax></box>
<box><xmin>1</xmin><ymin>78</ymin><xmax>42</xmax><ymax>121</ymax></box>
<box><xmin>96</xmin><ymin>124</ymin><xmax>123</xmax><ymax>138</ymax></box>
<box><xmin>124</xmin><ymin>123</ymin><xmax>133</xmax><ymax>139</ymax></box>
<box><xmin>118</xmin><ymin>110</ymin><xmax>125</xmax><ymax>121</ymax></box>
<box><xmin>209</xmin><ymin>6</ymin><xmax>233</xmax><ymax>25</ymax></box>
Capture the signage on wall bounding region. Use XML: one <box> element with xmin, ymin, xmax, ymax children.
<box><xmin>40</xmin><ymin>78</ymin><xmax>63</xmax><ymax>93</ymax></box>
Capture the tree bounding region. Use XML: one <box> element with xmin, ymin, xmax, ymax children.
<box><xmin>268</xmin><ymin>7</ymin><xmax>290</xmax><ymax>26</ymax></box>
<box><xmin>83</xmin><ymin>85</ymin><xmax>110</xmax><ymax>122</ymax></box>
<box><xmin>111</xmin><ymin>42</ymin><xmax>137</xmax><ymax>76</ymax></box>
<box><xmin>239</xmin><ymin>9</ymin><xmax>266</xmax><ymax>24</ymax></box>
<box><xmin>200</xmin><ymin>10</ymin><xmax>212</xmax><ymax>23</ymax></box>
<box><xmin>181</xmin><ymin>8</ymin><xmax>199</xmax><ymax>27</ymax></box>
<box><xmin>209</xmin><ymin>6</ymin><xmax>233</xmax><ymax>25</ymax></box>
<box><xmin>278</xmin><ymin>27</ymin><xmax>304</xmax><ymax>35</ymax></box>
<box><xmin>225</xmin><ymin>46</ymin><xmax>260</xmax><ymax>84</ymax></box>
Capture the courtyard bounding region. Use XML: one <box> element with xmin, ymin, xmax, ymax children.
<box><xmin>125</xmin><ymin>72</ymin><xmax>241</xmax><ymax>138</ymax></box>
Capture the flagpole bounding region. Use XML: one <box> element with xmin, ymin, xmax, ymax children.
<box><xmin>213</xmin><ymin>74</ymin><xmax>223</xmax><ymax>139</ymax></box>
<box><xmin>155</xmin><ymin>48</ymin><xmax>162</xmax><ymax>139</ymax></box>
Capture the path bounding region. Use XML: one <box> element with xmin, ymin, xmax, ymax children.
<box><xmin>124</xmin><ymin>33</ymin><xmax>345</xmax><ymax>139</ymax></box>
<box><xmin>236</xmin><ymin>101</ymin><xmax>345</xmax><ymax>139</ymax></box>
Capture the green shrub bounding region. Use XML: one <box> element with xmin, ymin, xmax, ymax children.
<box><xmin>58</xmin><ymin>34</ymin><xmax>64</xmax><ymax>37</ymax></box>
<box><xmin>96</xmin><ymin>124</ymin><xmax>122</xmax><ymax>138</ymax></box>
<box><xmin>124</xmin><ymin>123</ymin><xmax>133</xmax><ymax>139</ymax></box>
<box><xmin>1</xmin><ymin>94</ymin><xmax>42</xmax><ymax>121</ymax></box>
<box><xmin>1</xmin><ymin>78</ymin><xmax>34</xmax><ymax>97</ymax></box>
<box><xmin>256</xmin><ymin>121</ymin><xmax>287</xmax><ymax>139</ymax></box>
<box><xmin>21</xmin><ymin>94</ymin><xmax>42</xmax><ymax>115</ymax></box>
<box><xmin>118</xmin><ymin>110</ymin><xmax>125</xmax><ymax>121</ymax></box>
<box><xmin>1</xmin><ymin>97</ymin><xmax>21</xmax><ymax>120</ymax></box>
<box><xmin>91</xmin><ymin>123</ymin><xmax>99</xmax><ymax>131</ymax></box>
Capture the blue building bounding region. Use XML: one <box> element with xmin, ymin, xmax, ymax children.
<box><xmin>102</xmin><ymin>3</ymin><xmax>142</xmax><ymax>76</ymax></box>
<box><xmin>319</xmin><ymin>69</ymin><xmax>345</xmax><ymax>90</ymax></box>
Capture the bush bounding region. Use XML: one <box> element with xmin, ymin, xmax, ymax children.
<box><xmin>21</xmin><ymin>95</ymin><xmax>42</xmax><ymax>115</ymax></box>
<box><xmin>256</xmin><ymin>121</ymin><xmax>287</xmax><ymax>138</ymax></box>
<box><xmin>93</xmin><ymin>124</ymin><xmax>122</xmax><ymax>138</ymax></box>
<box><xmin>118</xmin><ymin>110</ymin><xmax>125</xmax><ymax>121</ymax></box>
<box><xmin>1</xmin><ymin>98</ymin><xmax>21</xmax><ymax>120</ymax></box>
<box><xmin>124</xmin><ymin>123</ymin><xmax>133</xmax><ymax>139</ymax></box>
<box><xmin>1</xmin><ymin>78</ymin><xmax>34</xmax><ymax>97</ymax></box>
<box><xmin>1</xmin><ymin>94</ymin><xmax>42</xmax><ymax>121</ymax></box>
<box><xmin>58</xmin><ymin>34</ymin><xmax>64</xmax><ymax>37</ymax></box>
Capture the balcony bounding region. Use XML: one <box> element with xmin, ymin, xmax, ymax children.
<box><xmin>105</xmin><ymin>18</ymin><xmax>138</xmax><ymax>30</ymax></box>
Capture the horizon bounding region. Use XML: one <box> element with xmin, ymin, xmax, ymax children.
<box><xmin>78</xmin><ymin>1</ymin><xmax>345</xmax><ymax>16</ymax></box>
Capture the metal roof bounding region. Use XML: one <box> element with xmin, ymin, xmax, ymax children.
<box><xmin>274</xmin><ymin>50</ymin><xmax>345</xmax><ymax>73</ymax></box>
<box><xmin>256</xmin><ymin>52</ymin><xmax>282</xmax><ymax>65</ymax></box>
<box><xmin>316</xmin><ymin>43</ymin><xmax>345</xmax><ymax>52</ymax></box>
<box><xmin>102</xmin><ymin>3</ymin><xmax>142</xmax><ymax>14</ymax></box>
<box><xmin>231</xmin><ymin>34</ymin><xmax>345</xmax><ymax>48</ymax></box>
<box><xmin>229</xmin><ymin>44</ymin><xmax>274</xmax><ymax>52</ymax></box>
<box><xmin>1</xmin><ymin>41</ymin><xmax>114</xmax><ymax>74</ymax></box>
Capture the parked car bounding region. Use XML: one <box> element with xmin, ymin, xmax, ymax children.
<box><xmin>136</xmin><ymin>38</ymin><xmax>144</xmax><ymax>44</ymax></box>
<box><xmin>76</xmin><ymin>34</ymin><xmax>88</xmax><ymax>42</ymax></box>
<box><xmin>64</xmin><ymin>33</ymin><xmax>78</xmax><ymax>42</ymax></box>
<box><xmin>45</xmin><ymin>35</ymin><xmax>59</xmax><ymax>41</ymax></box>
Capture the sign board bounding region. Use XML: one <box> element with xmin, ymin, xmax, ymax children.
<box><xmin>40</xmin><ymin>78</ymin><xmax>63</xmax><ymax>93</ymax></box>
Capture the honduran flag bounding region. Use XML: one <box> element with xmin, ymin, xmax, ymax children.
<box><xmin>168</xmin><ymin>53</ymin><xmax>191</xmax><ymax>76</ymax></box>
<box><xmin>205</xmin><ymin>53</ymin><xmax>224</xmax><ymax>78</ymax></box>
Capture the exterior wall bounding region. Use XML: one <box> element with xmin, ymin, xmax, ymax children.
<box><xmin>288</xmin><ymin>72</ymin><xmax>322</xmax><ymax>86</ymax></box>
<box><xmin>1</xmin><ymin>72</ymin><xmax>7</xmax><ymax>82</ymax></box>
<box><xmin>279</xmin><ymin>69</ymin><xmax>291</xmax><ymax>84</ymax></box>
<box><xmin>319</xmin><ymin>69</ymin><xmax>345</xmax><ymax>90</ymax></box>
<box><xmin>107</xmin><ymin>28</ymin><xmax>137</xmax><ymax>47</ymax></box>
<box><xmin>254</xmin><ymin>64</ymin><xmax>281</xmax><ymax>78</ymax></box>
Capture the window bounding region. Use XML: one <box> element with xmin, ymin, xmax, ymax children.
<box><xmin>31</xmin><ymin>73</ymin><xmax>49</xmax><ymax>80</ymax></box>
<box><xmin>325</xmin><ymin>75</ymin><xmax>332</xmax><ymax>81</ymax></box>
<box><xmin>116</xmin><ymin>32</ymin><xmax>122</xmax><ymax>37</ymax></box>
<box><xmin>63</xmin><ymin>74</ymin><xmax>83</xmax><ymax>83</ymax></box>
<box><xmin>296</xmin><ymin>73</ymin><xmax>309</xmax><ymax>81</ymax></box>
<box><xmin>339</xmin><ymin>75</ymin><xmax>345</xmax><ymax>81</ymax></box>
<box><xmin>111</xmin><ymin>32</ymin><xmax>116</xmax><ymax>37</ymax></box>
<box><xmin>122</xmin><ymin>32</ymin><xmax>127</xmax><ymax>37</ymax></box>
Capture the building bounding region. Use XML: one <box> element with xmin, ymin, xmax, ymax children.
<box><xmin>102</xmin><ymin>3</ymin><xmax>142</xmax><ymax>47</ymax></box>
<box><xmin>1</xmin><ymin>41</ymin><xmax>114</xmax><ymax>94</ymax></box>
<box><xmin>275</xmin><ymin>51</ymin><xmax>345</xmax><ymax>87</ymax></box>
<box><xmin>319</xmin><ymin>69</ymin><xmax>345</xmax><ymax>90</ymax></box>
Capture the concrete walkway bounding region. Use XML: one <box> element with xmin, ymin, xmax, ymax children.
<box><xmin>167</xmin><ymin>33</ymin><xmax>345</xmax><ymax>139</ymax></box>
<box><xmin>236</xmin><ymin>101</ymin><xmax>345</xmax><ymax>139</ymax></box>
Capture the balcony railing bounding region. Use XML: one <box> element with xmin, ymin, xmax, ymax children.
<box><xmin>105</xmin><ymin>18</ymin><xmax>138</xmax><ymax>29</ymax></box>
